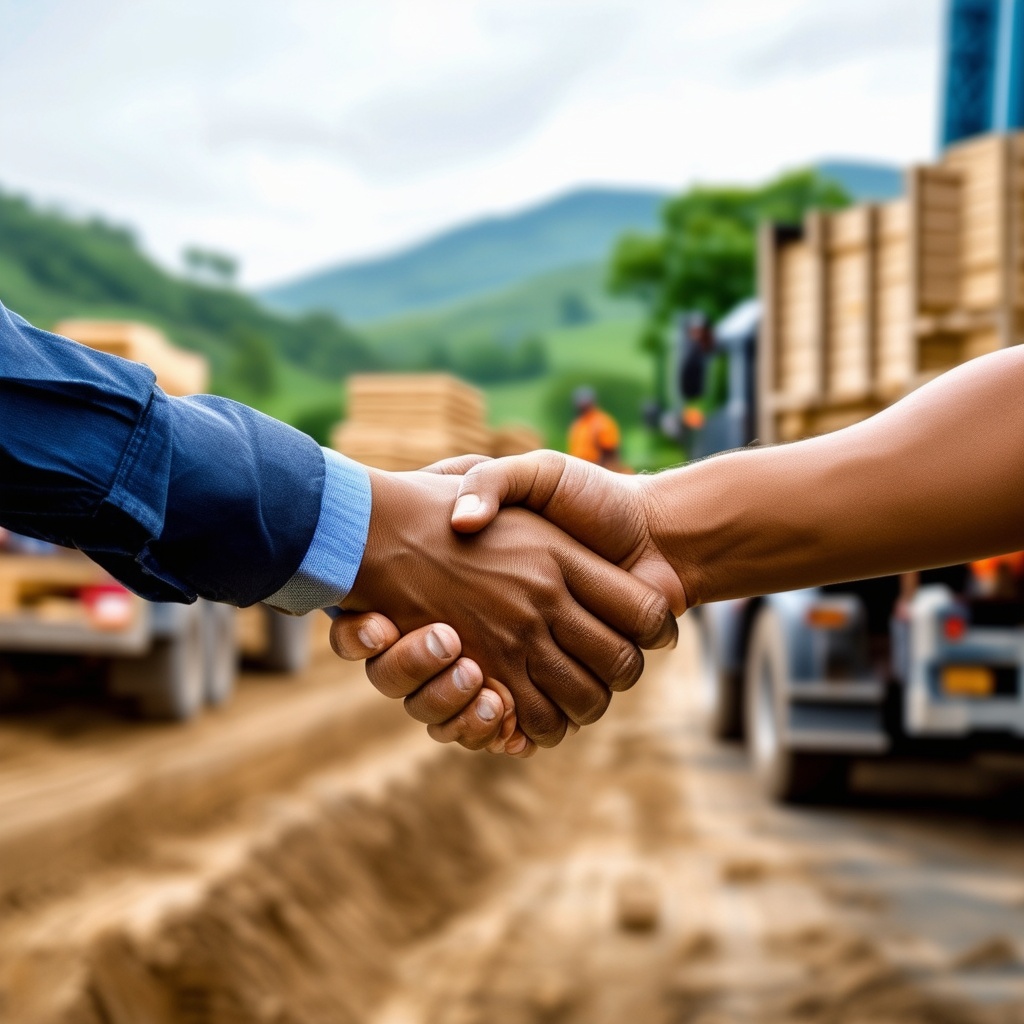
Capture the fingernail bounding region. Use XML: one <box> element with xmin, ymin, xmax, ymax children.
<box><xmin>426</xmin><ymin>627</ymin><xmax>452</xmax><ymax>660</ymax></box>
<box><xmin>453</xmin><ymin>663</ymin><xmax>475</xmax><ymax>692</ymax></box>
<box><xmin>357</xmin><ymin>620</ymin><xmax>385</xmax><ymax>651</ymax></box>
<box><xmin>506</xmin><ymin>734</ymin><xmax>527</xmax><ymax>755</ymax></box>
<box><xmin>453</xmin><ymin>494</ymin><xmax>482</xmax><ymax>519</ymax></box>
<box><xmin>476</xmin><ymin>693</ymin><xmax>500</xmax><ymax>722</ymax></box>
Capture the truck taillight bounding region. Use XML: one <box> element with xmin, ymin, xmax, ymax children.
<box><xmin>81</xmin><ymin>585</ymin><xmax>134</xmax><ymax>630</ymax></box>
<box><xmin>806</xmin><ymin>607</ymin><xmax>849</xmax><ymax>630</ymax></box>
<box><xmin>942</xmin><ymin>615</ymin><xmax>967</xmax><ymax>642</ymax></box>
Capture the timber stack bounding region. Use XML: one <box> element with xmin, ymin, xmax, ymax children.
<box><xmin>332</xmin><ymin>373</ymin><xmax>541</xmax><ymax>471</ymax></box>
<box><xmin>760</xmin><ymin>132</ymin><xmax>1024</xmax><ymax>443</ymax></box>
<box><xmin>55</xmin><ymin>320</ymin><xmax>209</xmax><ymax>397</ymax></box>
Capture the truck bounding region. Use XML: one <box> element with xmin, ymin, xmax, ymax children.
<box><xmin>686</xmin><ymin>132</ymin><xmax>1024</xmax><ymax>802</ymax></box>
<box><xmin>0</xmin><ymin>321</ymin><xmax>312</xmax><ymax>722</ymax></box>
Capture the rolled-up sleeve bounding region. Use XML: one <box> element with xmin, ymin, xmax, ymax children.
<box><xmin>263</xmin><ymin>448</ymin><xmax>371</xmax><ymax>614</ymax></box>
<box><xmin>0</xmin><ymin>302</ymin><xmax>370</xmax><ymax>610</ymax></box>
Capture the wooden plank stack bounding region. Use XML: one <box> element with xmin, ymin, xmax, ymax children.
<box><xmin>760</xmin><ymin>132</ymin><xmax>1024</xmax><ymax>444</ymax></box>
<box><xmin>331</xmin><ymin>374</ymin><xmax>493</xmax><ymax>471</ymax></box>
<box><xmin>54</xmin><ymin>321</ymin><xmax>209</xmax><ymax>397</ymax></box>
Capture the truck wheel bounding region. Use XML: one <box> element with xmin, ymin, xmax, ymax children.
<box><xmin>696</xmin><ymin>610</ymin><xmax>743</xmax><ymax>740</ymax></box>
<box><xmin>201</xmin><ymin>601</ymin><xmax>237</xmax><ymax>707</ymax></box>
<box><xmin>259</xmin><ymin>608</ymin><xmax>312</xmax><ymax>674</ymax></box>
<box><xmin>744</xmin><ymin>606</ymin><xmax>848</xmax><ymax>804</ymax></box>
<box><xmin>112</xmin><ymin>605</ymin><xmax>206</xmax><ymax>721</ymax></box>
<box><xmin>0</xmin><ymin>657</ymin><xmax>23</xmax><ymax>709</ymax></box>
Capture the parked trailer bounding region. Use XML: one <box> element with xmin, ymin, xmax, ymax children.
<box><xmin>690</xmin><ymin>133</ymin><xmax>1024</xmax><ymax>802</ymax></box>
<box><xmin>0</xmin><ymin>322</ymin><xmax>311</xmax><ymax>722</ymax></box>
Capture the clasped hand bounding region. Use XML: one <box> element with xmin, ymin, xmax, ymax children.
<box><xmin>334</xmin><ymin>453</ymin><xmax>684</xmax><ymax>756</ymax></box>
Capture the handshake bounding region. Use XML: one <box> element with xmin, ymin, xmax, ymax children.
<box><xmin>326</xmin><ymin>346</ymin><xmax>1024</xmax><ymax>757</ymax></box>
<box><xmin>331</xmin><ymin>450</ymin><xmax>690</xmax><ymax>759</ymax></box>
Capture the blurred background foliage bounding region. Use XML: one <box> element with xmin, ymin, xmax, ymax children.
<box><xmin>0</xmin><ymin>166</ymin><xmax>855</xmax><ymax>463</ymax></box>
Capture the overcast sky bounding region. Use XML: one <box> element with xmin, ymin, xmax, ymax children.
<box><xmin>1</xmin><ymin>0</ymin><xmax>942</xmax><ymax>288</ymax></box>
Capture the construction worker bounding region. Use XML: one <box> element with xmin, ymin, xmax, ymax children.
<box><xmin>969</xmin><ymin>552</ymin><xmax>1024</xmax><ymax>599</ymax></box>
<box><xmin>567</xmin><ymin>387</ymin><xmax>622</xmax><ymax>469</ymax></box>
<box><xmin>679</xmin><ymin>314</ymin><xmax>728</xmax><ymax>432</ymax></box>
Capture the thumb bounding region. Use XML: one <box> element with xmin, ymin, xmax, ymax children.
<box><xmin>329</xmin><ymin>611</ymin><xmax>401</xmax><ymax>661</ymax></box>
<box><xmin>420</xmin><ymin>453</ymin><xmax>492</xmax><ymax>476</ymax></box>
<box><xmin>451</xmin><ymin>450</ymin><xmax>569</xmax><ymax>533</ymax></box>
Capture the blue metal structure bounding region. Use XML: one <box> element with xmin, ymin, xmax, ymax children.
<box><xmin>942</xmin><ymin>0</ymin><xmax>1024</xmax><ymax>146</ymax></box>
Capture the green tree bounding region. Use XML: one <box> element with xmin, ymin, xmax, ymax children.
<box><xmin>558</xmin><ymin>291</ymin><xmax>592</xmax><ymax>326</ymax></box>
<box><xmin>230</xmin><ymin>327</ymin><xmax>278</xmax><ymax>397</ymax></box>
<box><xmin>608</xmin><ymin>169</ymin><xmax>849</xmax><ymax>401</ymax></box>
<box><xmin>183</xmin><ymin>246</ymin><xmax>239</xmax><ymax>285</ymax></box>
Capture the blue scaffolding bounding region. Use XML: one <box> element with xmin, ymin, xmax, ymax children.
<box><xmin>942</xmin><ymin>0</ymin><xmax>1024</xmax><ymax>146</ymax></box>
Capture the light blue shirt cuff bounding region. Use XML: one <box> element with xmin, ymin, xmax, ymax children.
<box><xmin>263</xmin><ymin>448</ymin><xmax>371</xmax><ymax>614</ymax></box>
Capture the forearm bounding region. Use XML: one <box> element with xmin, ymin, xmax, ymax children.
<box><xmin>0</xmin><ymin>302</ymin><xmax>351</xmax><ymax>608</ymax></box>
<box><xmin>655</xmin><ymin>346</ymin><xmax>1024</xmax><ymax>605</ymax></box>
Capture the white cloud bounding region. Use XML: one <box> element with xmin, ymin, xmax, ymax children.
<box><xmin>0</xmin><ymin>0</ymin><xmax>940</xmax><ymax>287</ymax></box>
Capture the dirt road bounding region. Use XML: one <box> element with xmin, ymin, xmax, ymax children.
<box><xmin>2</xmin><ymin>620</ymin><xmax>1024</xmax><ymax>1023</ymax></box>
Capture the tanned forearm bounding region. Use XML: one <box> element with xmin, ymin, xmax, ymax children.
<box><xmin>654</xmin><ymin>346</ymin><xmax>1024</xmax><ymax>606</ymax></box>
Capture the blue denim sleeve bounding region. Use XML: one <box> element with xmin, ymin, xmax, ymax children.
<box><xmin>0</xmin><ymin>301</ymin><xmax>366</xmax><ymax>608</ymax></box>
<box><xmin>263</xmin><ymin>448</ymin><xmax>371</xmax><ymax>613</ymax></box>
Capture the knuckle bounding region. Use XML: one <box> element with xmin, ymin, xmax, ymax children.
<box><xmin>365</xmin><ymin>655</ymin><xmax>413</xmax><ymax>699</ymax></box>
<box><xmin>636</xmin><ymin>589</ymin><xmax>672</xmax><ymax>646</ymax></box>
<box><xmin>607</xmin><ymin>642</ymin><xmax>644</xmax><ymax>692</ymax></box>
<box><xmin>573</xmin><ymin>685</ymin><xmax>611</xmax><ymax>726</ymax></box>
<box><xmin>517</xmin><ymin>701</ymin><xmax>567</xmax><ymax>748</ymax></box>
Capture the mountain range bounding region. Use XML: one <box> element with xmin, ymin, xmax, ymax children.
<box><xmin>259</xmin><ymin>160</ymin><xmax>903</xmax><ymax>325</ymax></box>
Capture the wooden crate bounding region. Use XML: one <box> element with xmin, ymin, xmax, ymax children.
<box><xmin>824</xmin><ymin>205</ymin><xmax>874</xmax><ymax>400</ymax></box>
<box><xmin>332</xmin><ymin>373</ymin><xmax>492</xmax><ymax>470</ymax></box>
<box><xmin>347</xmin><ymin>373</ymin><xmax>486</xmax><ymax>426</ymax></box>
<box><xmin>760</xmin><ymin>132</ymin><xmax>1024</xmax><ymax>444</ymax></box>
<box><xmin>54</xmin><ymin>321</ymin><xmax>209</xmax><ymax>396</ymax></box>
<box><xmin>875</xmin><ymin>199</ymin><xmax>914</xmax><ymax>395</ymax></box>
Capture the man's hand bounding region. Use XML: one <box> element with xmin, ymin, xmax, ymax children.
<box><xmin>450</xmin><ymin>451</ymin><xmax>687</xmax><ymax>613</ymax></box>
<box><xmin>341</xmin><ymin>467</ymin><xmax>677</xmax><ymax>747</ymax></box>
<box><xmin>332</xmin><ymin>453</ymin><xmax>686</xmax><ymax>754</ymax></box>
<box><xmin>330</xmin><ymin>612</ymin><xmax>539</xmax><ymax>757</ymax></box>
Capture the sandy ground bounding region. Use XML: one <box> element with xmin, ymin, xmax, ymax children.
<box><xmin>1</xmin><ymin>619</ymin><xmax>1024</xmax><ymax>1023</ymax></box>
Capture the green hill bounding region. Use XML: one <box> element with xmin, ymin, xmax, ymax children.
<box><xmin>0</xmin><ymin>188</ymin><xmax>378</xmax><ymax>431</ymax></box>
<box><xmin>365</xmin><ymin>262</ymin><xmax>639</xmax><ymax>363</ymax></box>
<box><xmin>260</xmin><ymin>187</ymin><xmax>666</xmax><ymax>323</ymax></box>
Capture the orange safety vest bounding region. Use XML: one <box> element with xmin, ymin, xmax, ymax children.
<box><xmin>568</xmin><ymin>408</ymin><xmax>621</xmax><ymax>464</ymax></box>
<box><xmin>970</xmin><ymin>551</ymin><xmax>1024</xmax><ymax>581</ymax></box>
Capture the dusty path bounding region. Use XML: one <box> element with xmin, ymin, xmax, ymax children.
<box><xmin>2</xmin><ymin>619</ymin><xmax>1024</xmax><ymax>1023</ymax></box>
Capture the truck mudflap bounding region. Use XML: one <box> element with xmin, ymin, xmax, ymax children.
<box><xmin>906</xmin><ymin>585</ymin><xmax>1024</xmax><ymax>738</ymax></box>
<box><xmin>758</xmin><ymin>590</ymin><xmax>890</xmax><ymax>755</ymax></box>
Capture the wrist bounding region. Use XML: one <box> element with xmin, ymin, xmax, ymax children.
<box><xmin>346</xmin><ymin>469</ymin><xmax>459</xmax><ymax>612</ymax></box>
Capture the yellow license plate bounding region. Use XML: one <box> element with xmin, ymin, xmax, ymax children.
<box><xmin>942</xmin><ymin>666</ymin><xmax>995</xmax><ymax>697</ymax></box>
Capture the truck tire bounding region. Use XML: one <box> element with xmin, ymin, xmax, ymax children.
<box><xmin>260</xmin><ymin>608</ymin><xmax>312</xmax><ymax>674</ymax></box>
<box><xmin>696</xmin><ymin>610</ymin><xmax>744</xmax><ymax>740</ymax></box>
<box><xmin>112</xmin><ymin>604</ymin><xmax>205</xmax><ymax>721</ymax></box>
<box><xmin>201</xmin><ymin>601</ymin><xmax>237</xmax><ymax>707</ymax></box>
<box><xmin>744</xmin><ymin>606</ymin><xmax>849</xmax><ymax>804</ymax></box>
<box><xmin>0</xmin><ymin>657</ymin><xmax>23</xmax><ymax>709</ymax></box>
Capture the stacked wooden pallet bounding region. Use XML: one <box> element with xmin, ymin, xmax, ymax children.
<box><xmin>331</xmin><ymin>374</ymin><xmax>493</xmax><ymax>471</ymax></box>
<box><xmin>760</xmin><ymin>132</ymin><xmax>1024</xmax><ymax>444</ymax></box>
<box><xmin>54</xmin><ymin>321</ymin><xmax>209</xmax><ymax>397</ymax></box>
